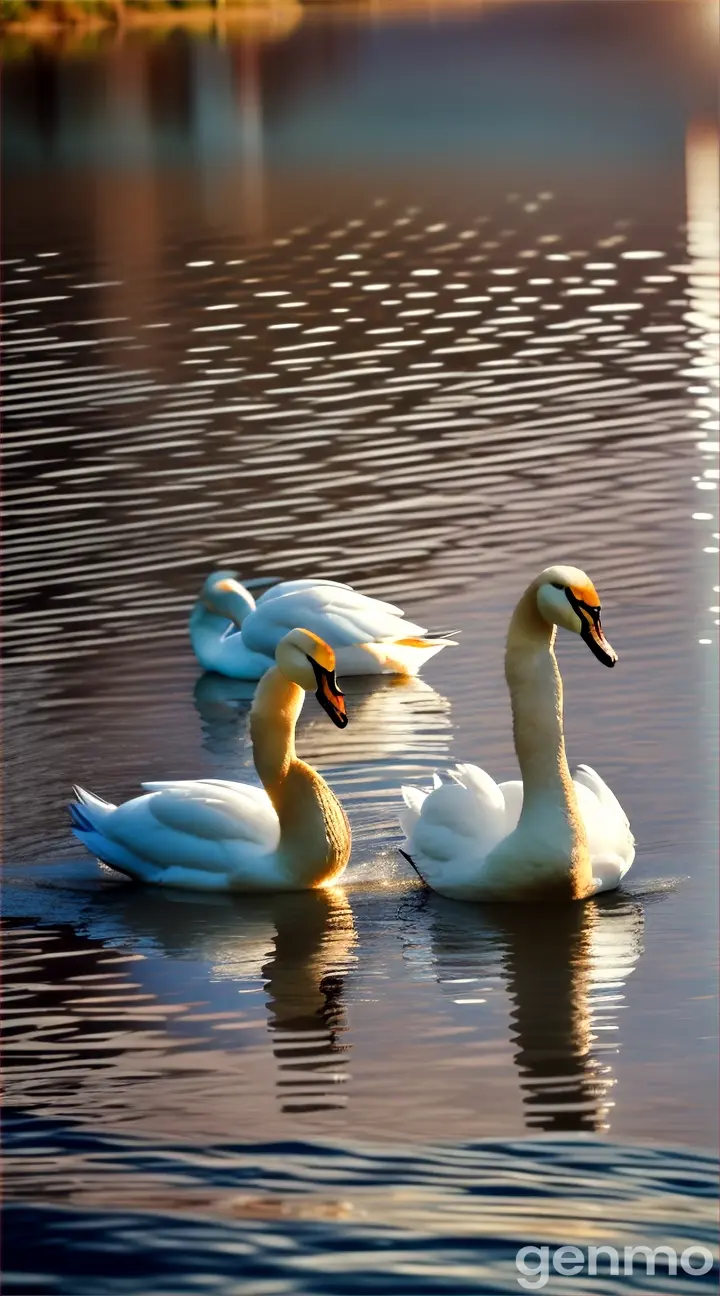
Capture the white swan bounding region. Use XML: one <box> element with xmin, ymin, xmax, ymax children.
<box><xmin>398</xmin><ymin>565</ymin><xmax>635</xmax><ymax>902</ymax></box>
<box><xmin>189</xmin><ymin>571</ymin><xmax>455</xmax><ymax>679</ymax></box>
<box><xmin>69</xmin><ymin>629</ymin><xmax>352</xmax><ymax>891</ymax></box>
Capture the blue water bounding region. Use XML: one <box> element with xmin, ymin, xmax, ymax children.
<box><xmin>3</xmin><ymin>1114</ymin><xmax>718</xmax><ymax>1295</ymax></box>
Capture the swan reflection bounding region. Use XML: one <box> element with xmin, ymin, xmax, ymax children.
<box><xmin>193</xmin><ymin>671</ymin><xmax>258</xmax><ymax>755</ymax></box>
<box><xmin>120</xmin><ymin>885</ymin><xmax>357</xmax><ymax>1114</ymax></box>
<box><xmin>1</xmin><ymin>886</ymin><xmax>356</xmax><ymax>1122</ymax></box>
<box><xmin>402</xmin><ymin>892</ymin><xmax>644</xmax><ymax>1133</ymax></box>
<box><xmin>195</xmin><ymin>669</ymin><xmax>452</xmax><ymax>764</ymax></box>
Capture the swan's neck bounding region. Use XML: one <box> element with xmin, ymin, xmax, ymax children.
<box><xmin>504</xmin><ymin>588</ymin><xmax>591</xmax><ymax>892</ymax></box>
<box><xmin>190</xmin><ymin>602</ymin><xmax>231</xmax><ymax>639</ymax></box>
<box><xmin>250</xmin><ymin>669</ymin><xmax>349</xmax><ymax>887</ymax></box>
<box><xmin>506</xmin><ymin>592</ymin><xmax>572</xmax><ymax>805</ymax></box>
<box><xmin>250</xmin><ymin>667</ymin><xmax>303</xmax><ymax>790</ymax></box>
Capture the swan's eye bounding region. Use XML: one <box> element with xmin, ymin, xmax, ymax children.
<box><xmin>551</xmin><ymin>582</ymin><xmax>564</xmax><ymax>590</ymax></box>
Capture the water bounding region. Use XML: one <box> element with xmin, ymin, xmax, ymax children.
<box><xmin>2</xmin><ymin>3</ymin><xmax>719</xmax><ymax>1291</ymax></box>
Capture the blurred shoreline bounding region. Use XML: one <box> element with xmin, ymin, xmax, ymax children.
<box><xmin>1</xmin><ymin>0</ymin><xmax>706</xmax><ymax>43</ymax></box>
<box><xmin>0</xmin><ymin>3</ymin><xmax>300</xmax><ymax>37</ymax></box>
<box><xmin>1</xmin><ymin>0</ymin><xmax>707</xmax><ymax>47</ymax></box>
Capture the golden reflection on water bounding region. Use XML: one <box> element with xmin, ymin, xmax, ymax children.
<box><xmin>401</xmin><ymin>893</ymin><xmax>644</xmax><ymax>1134</ymax></box>
<box><xmin>685</xmin><ymin>121</ymin><xmax>720</xmax><ymax>648</ymax></box>
<box><xmin>1</xmin><ymin>882</ymin><xmax>645</xmax><ymax>1139</ymax></box>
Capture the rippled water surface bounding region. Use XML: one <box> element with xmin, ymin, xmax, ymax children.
<box><xmin>2</xmin><ymin>2</ymin><xmax>719</xmax><ymax>1292</ymax></box>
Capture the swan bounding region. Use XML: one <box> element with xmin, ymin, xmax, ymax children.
<box><xmin>398</xmin><ymin>565</ymin><xmax>635</xmax><ymax>902</ymax></box>
<box><xmin>69</xmin><ymin>629</ymin><xmax>352</xmax><ymax>891</ymax></box>
<box><xmin>189</xmin><ymin>571</ymin><xmax>456</xmax><ymax>679</ymax></box>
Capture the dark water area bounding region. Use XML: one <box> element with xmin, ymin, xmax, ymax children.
<box><xmin>2</xmin><ymin>2</ymin><xmax>719</xmax><ymax>1292</ymax></box>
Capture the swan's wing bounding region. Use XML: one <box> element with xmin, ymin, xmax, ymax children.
<box><xmin>256</xmin><ymin>579</ymin><xmax>356</xmax><ymax>603</ymax></box>
<box><xmin>71</xmin><ymin>780</ymin><xmax>279</xmax><ymax>885</ymax></box>
<box><xmin>400</xmin><ymin>765</ymin><xmax>509</xmax><ymax>887</ymax></box>
<box><xmin>497</xmin><ymin>779</ymin><xmax>524</xmax><ymax>834</ymax></box>
<box><xmin>399</xmin><ymin>783</ymin><xmax>428</xmax><ymax>838</ymax></box>
<box><xmin>241</xmin><ymin>585</ymin><xmax>426</xmax><ymax>655</ymax></box>
<box><xmin>573</xmin><ymin>765</ymin><xmax>635</xmax><ymax>875</ymax></box>
<box><xmin>573</xmin><ymin>764</ymin><xmax>630</xmax><ymax>828</ymax></box>
<box><xmin>140</xmin><ymin>779</ymin><xmax>279</xmax><ymax>848</ymax></box>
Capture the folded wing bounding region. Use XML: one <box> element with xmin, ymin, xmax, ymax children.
<box><xmin>572</xmin><ymin>764</ymin><xmax>635</xmax><ymax>873</ymax></box>
<box><xmin>94</xmin><ymin>779</ymin><xmax>280</xmax><ymax>877</ymax></box>
<box><xmin>241</xmin><ymin>584</ymin><xmax>427</xmax><ymax>656</ymax></box>
<box><xmin>400</xmin><ymin>764</ymin><xmax>511</xmax><ymax>888</ymax></box>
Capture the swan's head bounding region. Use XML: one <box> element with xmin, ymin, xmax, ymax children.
<box><xmin>275</xmin><ymin>628</ymin><xmax>348</xmax><ymax>729</ymax></box>
<box><xmin>199</xmin><ymin>571</ymin><xmax>256</xmax><ymax>626</ymax></box>
<box><xmin>535</xmin><ymin>565</ymin><xmax>617</xmax><ymax>667</ymax></box>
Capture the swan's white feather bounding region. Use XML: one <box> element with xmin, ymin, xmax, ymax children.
<box><xmin>400</xmin><ymin>763</ymin><xmax>634</xmax><ymax>898</ymax></box>
<box><xmin>399</xmin><ymin>784</ymin><xmax>427</xmax><ymax>839</ymax></box>
<box><xmin>241</xmin><ymin>585</ymin><xmax>427</xmax><ymax>657</ymax></box>
<box><xmin>496</xmin><ymin>780</ymin><xmax>524</xmax><ymax>834</ymax></box>
<box><xmin>258</xmin><ymin>578</ymin><xmax>367</xmax><ymax>603</ymax></box>
<box><xmin>590</xmin><ymin>856</ymin><xmax>630</xmax><ymax>892</ymax></box>
<box><xmin>401</xmin><ymin>784</ymin><xmax>427</xmax><ymax>815</ymax></box>
<box><xmin>147</xmin><ymin>793</ymin><xmax>273</xmax><ymax>845</ymax></box>
<box><xmin>70</xmin><ymin>778</ymin><xmax>282</xmax><ymax>889</ymax></box>
<box><xmin>191</xmin><ymin>629</ymin><xmax>274</xmax><ymax>679</ymax></box>
<box><xmin>141</xmin><ymin>778</ymin><xmax>278</xmax><ymax>845</ymax></box>
<box><xmin>574</xmin><ymin>763</ymin><xmax>631</xmax><ymax>828</ymax></box>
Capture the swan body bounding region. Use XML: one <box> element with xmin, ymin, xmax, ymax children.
<box><xmin>70</xmin><ymin>629</ymin><xmax>352</xmax><ymax>892</ymax></box>
<box><xmin>190</xmin><ymin>573</ymin><xmax>455</xmax><ymax>679</ymax></box>
<box><xmin>399</xmin><ymin>565</ymin><xmax>635</xmax><ymax>902</ymax></box>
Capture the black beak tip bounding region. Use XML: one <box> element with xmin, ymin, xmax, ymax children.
<box><xmin>582</xmin><ymin>623</ymin><xmax>617</xmax><ymax>668</ymax></box>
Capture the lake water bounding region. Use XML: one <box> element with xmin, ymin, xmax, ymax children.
<box><xmin>2</xmin><ymin>2</ymin><xmax>719</xmax><ymax>1292</ymax></box>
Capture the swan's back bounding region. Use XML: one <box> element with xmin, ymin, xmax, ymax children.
<box><xmin>400</xmin><ymin>764</ymin><xmax>510</xmax><ymax>888</ymax></box>
<box><xmin>399</xmin><ymin>763</ymin><xmax>634</xmax><ymax>898</ymax></box>
<box><xmin>242</xmin><ymin>583</ymin><xmax>426</xmax><ymax>656</ymax></box>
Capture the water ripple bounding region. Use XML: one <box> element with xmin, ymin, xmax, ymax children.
<box><xmin>2</xmin><ymin>200</ymin><xmax>702</xmax><ymax>668</ymax></box>
<box><xmin>2</xmin><ymin>1114</ymin><xmax>717</xmax><ymax>1295</ymax></box>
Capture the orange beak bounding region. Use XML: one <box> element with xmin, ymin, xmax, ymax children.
<box><xmin>309</xmin><ymin>658</ymin><xmax>348</xmax><ymax>728</ymax></box>
<box><xmin>566</xmin><ymin>589</ymin><xmax>617</xmax><ymax>667</ymax></box>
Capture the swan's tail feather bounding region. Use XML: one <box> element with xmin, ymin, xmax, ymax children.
<box><xmin>69</xmin><ymin>786</ymin><xmax>130</xmax><ymax>869</ymax></box>
<box><xmin>71</xmin><ymin>785</ymin><xmax>115</xmax><ymax>815</ymax></box>
<box><xmin>69</xmin><ymin>788</ymin><xmax>116</xmax><ymax>844</ymax></box>
<box><xmin>68</xmin><ymin>802</ymin><xmax>95</xmax><ymax>834</ymax></box>
<box><xmin>68</xmin><ymin>799</ymin><xmax>158</xmax><ymax>884</ymax></box>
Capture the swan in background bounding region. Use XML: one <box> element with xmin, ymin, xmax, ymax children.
<box><xmin>399</xmin><ymin>565</ymin><xmax>635</xmax><ymax>902</ymax></box>
<box><xmin>69</xmin><ymin>629</ymin><xmax>352</xmax><ymax>891</ymax></box>
<box><xmin>189</xmin><ymin>571</ymin><xmax>456</xmax><ymax>679</ymax></box>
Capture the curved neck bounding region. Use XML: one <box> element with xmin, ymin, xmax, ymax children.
<box><xmin>505</xmin><ymin>587</ymin><xmax>574</xmax><ymax>811</ymax></box>
<box><xmin>250</xmin><ymin>669</ymin><xmax>349</xmax><ymax>886</ymax></box>
<box><xmin>197</xmin><ymin>596</ymin><xmax>249</xmax><ymax>626</ymax></box>
<box><xmin>190</xmin><ymin>601</ymin><xmax>228</xmax><ymax>634</ymax></box>
<box><xmin>250</xmin><ymin>667</ymin><xmax>303</xmax><ymax>794</ymax></box>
